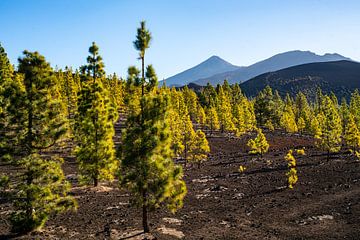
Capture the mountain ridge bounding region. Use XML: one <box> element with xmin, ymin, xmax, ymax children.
<box><xmin>239</xmin><ymin>60</ymin><xmax>360</xmax><ymax>100</ymax></box>
<box><xmin>162</xmin><ymin>55</ymin><xmax>241</xmax><ymax>87</ymax></box>
<box><xmin>163</xmin><ymin>50</ymin><xmax>352</xmax><ymax>87</ymax></box>
<box><xmin>193</xmin><ymin>50</ymin><xmax>352</xmax><ymax>86</ymax></box>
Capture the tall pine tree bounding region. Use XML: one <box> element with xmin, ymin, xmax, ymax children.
<box><xmin>75</xmin><ymin>42</ymin><xmax>118</xmax><ymax>186</ymax></box>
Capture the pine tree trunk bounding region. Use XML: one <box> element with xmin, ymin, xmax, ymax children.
<box><xmin>94</xmin><ymin>176</ymin><xmax>98</xmax><ymax>187</ymax></box>
<box><xmin>142</xmin><ymin>191</ymin><xmax>149</xmax><ymax>233</ymax></box>
<box><xmin>141</xmin><ymin>56</ymin><xmax>145</xmax><ymax>96</ymax></box>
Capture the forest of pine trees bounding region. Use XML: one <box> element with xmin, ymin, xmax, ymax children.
<box><xmin>2</xmin><ymin>21</ymin><xmax>360</xmax><ymax>234</ymax></box>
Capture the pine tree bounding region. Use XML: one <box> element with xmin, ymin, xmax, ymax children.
<box><xmin>285</xmin><ymin>150</ymin><xmax>298</xmax><ymax>189</ymax></box>
<box><xmin>254</xmin><ymin>86</ymin><xmax>275</xmax><ymax>126</ymax></box>
<box><xmin>315</xmin><ymin>96</ymin><xmax>342</xmax><ymax>159</ymax></box>
<box><xmin>205</xmin><ymin>106</ymin><xmax>220</xmax><ymax>135</ymax></box>
<box><xmin>10</xmin><ymin>154</ymin><xmax>77</xmax><ymax>232</ymax></box>
<box><xmin>119</xmin><ymin>93</ymin><xmax>187</xmax><ymax>233</ymax></box>
<box><xmin>247</xmin><ymin>128</ymin><xmax>269</xmax><ymax>158</ymax></box>
<box><xmin>181</xmin><ymin>114</ymin><xmax>196</xmax><ymax>164</ymax></box>
<box><xmin>119</xmin><ymin>25</ymin><xmax>186</xmax><ymax>233</ymax></box>
<box><xmin>0</xmin><ymin>43</ymin><xmax>15</xmax><ymax>160</ymax></box>
<box><xmin>183</xmin><ymin>86</ymin><xmax>199</xmax><ymax>122</ymax></box>
<box><xmin>189</xmin><ymin>130</ymin><xmax>210</xmax><ymax>168</ymax></box>
<box><xmin>297</xmin><ymin>117</ymin><xmax>306</xmax><ymax>134</ymax></box>
<box><xmin>3</xmin><ymin>51</ymin><xmax>76</xmax><ymax>232</ymax></box>
<box><xmin>197</xmin><ymin>104</ymin><xmax>206</xmax><ymax>126</ymax></box>
<box><xmin>280</xmin><ymin>104</ymin><xmax>298</xmax><ymax>133</ymax></box>
<box><xmin>133</xmin><ymin>20</ymin><xmax>152</xmax><ymax>95</ymax></box>
<box><xmin>264</xmin><ymin>120</ymin><xmax>275</xmax><ymax>131</ymax></box>
<box><xmin>75</xmin><ymin>42</ymin><xmax>118</xmax><ymax>186</ymax></box>
<box><xmin>217</xmin><ymin>85</ymin><xmax>235</xmax><ymax>133</ymax></box>
<box><xmin>344</xmin><ymin>113</ymin><xmax>360</xmax><ymax>152</ymax></box>
<box><xmin>340</xmin><ymin>98</ymin><xmax>350</xmax><ymax>134</ymax></box>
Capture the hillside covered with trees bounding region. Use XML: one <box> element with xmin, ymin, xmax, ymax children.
<box><xmin>1</xmin><ymin>22</ymin><xmax>360</xmax><ymax>239</ymax></box>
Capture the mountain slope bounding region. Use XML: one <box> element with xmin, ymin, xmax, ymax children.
<box><xmin>193</xmin><ymin>51</ymin><xmax>352</xmax><ymax>86</ymax></box>
<box><xmin>240</xmin><ymin>60</ymin><xmax>360</xmax><ymax>100</ymax></box>
<box><xmin>163</xmin><ymin>55</ymin><xmax>241</xmax><ymax>86</ymax></box>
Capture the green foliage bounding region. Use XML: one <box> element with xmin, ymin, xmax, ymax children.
<box><xmin>315</xmin><ymin>96</ymin><xmax>342</xmax><ymax>155</ymax></box>
<box><xmin>285</xmin><ymin>150</ymin><xmax>298</xmax><ymax>189</ymax></box>
<box><xmin>1</xmin><ymin>50</ymin><xmax>76</xmax><ymax>233</ymax></box>
<box><xmin>297</xmin><ymin>117</ymin><xmax>306</xmax><ymax>133</ymax></box>
<box><xmin>217</xmin><ymin>85</ymin><xmax>235</xmax><ymax>132</ymax></box>
<box><xmin>205</xmin><ymin>106</ymin><xmax>220</xmax><ymax>134</ymax></box>
<box><xmin>264</xmin><ymin>120</ymin><xmax>274</xmax><ymax>132</ymax></box>
<box><xmin>189</xmin><ymin>130</ymin><xmax>210</xmax><ymax>168</ymax></box>
<box><xmin>75</xmin><ymin>43</ymin><xmax>118</xmax><ymax>186</ymax></box>
<box><xmin>10</xmin><ymin>154</ymin><xmax>77</xmax><ymax>233</ymax></box>
<box><xmin>280</xmin><ymin>104</ymin><xmax>298</xmax><ymax>133</ymax></box>
<box><xmin>254</xmin><ymin>86</ymin><xmax>275</xmax><ymax>126</ymax></box>
<box><xmin>247</xmin><ymin>128</ymin><xmax>269</xmax><ymax>157</ymax></box>
<box><xmin>80</xmin><ymin>42</ymin><xmax>105</xmax><ymax>78</ymax></box>
<box><xmin>344</xmin><ymin>113</ymin><xmax>360</xmax><ymax>151</ymax></box>
<box><xmin>119</xmin><ymin>92</ymin><xmax>187</xmax><ymax>230</ymax></box>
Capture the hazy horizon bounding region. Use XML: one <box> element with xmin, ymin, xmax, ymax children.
<box><xmin>1</xmin><ymin>0</ymin><xmax>359</xmax><ymax>79</ymax></box>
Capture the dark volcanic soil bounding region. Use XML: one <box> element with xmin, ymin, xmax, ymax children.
<box><xmin>1</xmin><ymin>131</ymin><xmax>360</xmax><ymax>239</ymax></box>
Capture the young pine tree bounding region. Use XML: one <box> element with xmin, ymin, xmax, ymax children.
<box><xmin>4</xmin><ymin>51</ymin><xmax>76</xmax><ymax>233</ymax></box>
<box><xmin>315</xmin><ymin>96</ymin><xmax>342</xmax><ymax>159</ymax></box>
<box><xmin>119</xmin><ymin>22</ymin><xmax>186</xmax><ymax>233</ymax></box>
<box><xmin>120</xmin><ymin>93</ymin><xmax>187</xmax><ymax>233</ymax></box>
<box><xmin>75</xmin><ymin>42</ymin><xmax>118</xmax><ymax>186</ymax></box>
<box><xmin>189</xmin><ymin>130</ymin><xmax>210</xmax><ymax>168</ymax></box>
<box><xmin>285</xmin><ymin>150</ymin><xmax>298</xmax><ymax>189</ymax></box>
<box><xmin>205</xmin><ymin>106</ymin><xmax>220</xmax><ymax>135</ymax></box>
<box><xmin>344</xmin><ymin>113</ymin><xmax>360</xmax><ymax>152</ymax></box>
<box><xmin>247</xmin><ymin>128</ymin><xmax>269</xmax><ymax>158</ymax></box>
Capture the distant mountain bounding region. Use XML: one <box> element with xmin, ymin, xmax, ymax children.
<box><xmin>193</xmin><ymin>51</ymin><xmax>352</xmax><ymax>86</ymax></box>
<box><xmin>240</xmin><ymin>60</ymin><xmax>360</xmax><ymax>100</ymax></box>
<box><xmin>162</xmin><ymin>55</ymin><xmax>241</xmax><ymax>87</ymax></box>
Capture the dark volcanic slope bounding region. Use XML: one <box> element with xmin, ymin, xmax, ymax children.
<box><xmin>240</xmin><ymin>60</ymin><xmax>360</xmax><ymax>99</ymax></box>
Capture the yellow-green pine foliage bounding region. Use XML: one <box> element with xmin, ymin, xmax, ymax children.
<box><xmin>285</xmin><ymin>150</ymin><xmax>298</xmax><ymax>189</ymax></box>
<box><xmin>350</xmin><ymin>89</ymin><xmax>360</xmax><ymax>129</ymax></box>
<box><xmin>217</xmin><ymin>85</ymin><xmax>235</xmax><ymax>132</ymax></box>
<box><xmin>75</xmin><ymin>42</ymin><xmax>118</xmax><ymax>186</ymax></box>
<box><xmin>181</xmin><ymin>114</ymin><xmax>196</xmax><ymax>163</ymax></box>
<box><xmin>239</xmin><ymin>165</ymin><xmax>246</xmax><ymax>173</ymax></box>
<box><xmin>167</xmin><ymin>89</ymin><xmax>185</xmax><ymax>156</ymax></box>
<box><xmin>243</xmin><ymin>99</ymin><xmax>257</xmax><ymax>131</ymax></box>
<box><xmin>4</xmin><ymin>51</ymin><xmax>76</xmax><ymax>232</ymax></box>
<box><xmin>280</xmin><ymin>107</ymin><xmax>298</xmax><ymax>133</ymax></box>
<box><xmin>183</xmin><ymin>86</ymin><xmax>199</xmax><ymax>121</ymax></box>
<box><xmin>316</xmin><ymin>96</ymin><xmax>342</xmax><ymax>156</ymax></box>
<box><xmin>254</xmin><ymin>86</ymin><xmax>275</xmax><ymax>126</ymax></box>
<box><xmin>197</xmin><ymin>104</ymin><xmax>206</xmax><ymax>126</ymax></box>
<box><xmin>119</xmin><ymin>92</ymin><xmax>187</xmax><ymax>232</ymax></box>
<box><xmin>232</xmin><ymin>103</ymin><xmax>246</xmax><ymax>136</ymax></box>
<box><xmin>205</xmin><ymin>105</ymin><xmax>220</xmax><ymax>134</ymax></box>
<box><xmin>297</xmin><ymin>117</ymin><xmax>306</xmax><ymax>133</ymax></box>
<box><xmin>189</xmin><ymin>130</ymin><xmax>210</xmax><ymax>168</ymax></box>
<box><xmin>295</xmin><ymin>92</ymin><xmax>312</xmax><ymax>132</ymax></box>
<box><xmin>105</xmin><ymin>73</ymin><xmax>125</xmax><ymax>111</ymax></box>
<box><xmin>247</xmin><ymin>128</ymin><xmax>269</xmax><ymax>157</ymax></box>
<box><xmin>272</xmin><ymin>90</ymin><xmax>285</xmax><ymax>127</ymax></box>
<box><xmin>56</xmin><ymin>67</ymin><xmax>80</xmax><ymax>134</ymax></box>
<box><xmin>0</xmin><ymin>43</ymin><xmax>15</xmax><ymax>160</ymax></box>
<box><xmin>344</xmin><ymin>113</ymin><xmax>360</xmax><ymax>151</ymax></box>
<box><xmin>311</xmin><ymin>114</ymin><xmax>322</xmax><ymax>141</ymax></box>
<box><xmin>340</xmin><ymin>98</ymin><xmax>350</xmax><ymax>134</ymax></box>
<box><xmin>264</xmin><ymin>120</ymin><xmax>274</xmax><ymax>132</ymax></box>
<box><xmin>10</xmin><ymin>154</ymin><xmax>77</xmax><ymax>233</ymax></box>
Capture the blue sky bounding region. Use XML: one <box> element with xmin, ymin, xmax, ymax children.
<box><xmin>1</xmin><ymin>0</ymin><xmax>359</xmax><ymax>79</ymax></box>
